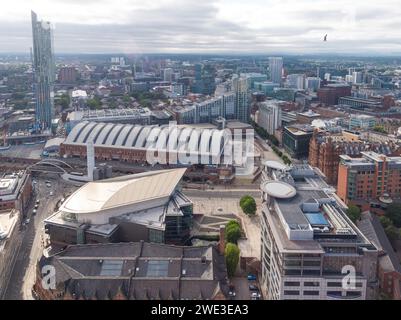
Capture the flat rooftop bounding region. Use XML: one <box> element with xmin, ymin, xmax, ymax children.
<box><xmin>262</xmin><ymin>164</ymin><xmax>370</xmax><ymax>245</ymax></box>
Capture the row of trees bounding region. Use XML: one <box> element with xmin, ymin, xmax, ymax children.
<box><xmin>271</xmin><ymin>145</ymin><xmax>292</xmax><ymax>165</ymax></box>
<box><xmin>224</xmin><ymin>220</ymin><xmax>241</xmax><ymax>277</ymax></box>
<box><xmin>382</xmin><ymin>203</ymin><xmax>401</xmax><ymax>241</ymax></box>
<box><xmin>251</xmin><ymin>120</ymin><xmax>279</xmax><ymax>146</ymax></box>
<box><xmin>224</xmin><ymin>196</ymin><xmax>259</xmax><ymax>277</ymax></box>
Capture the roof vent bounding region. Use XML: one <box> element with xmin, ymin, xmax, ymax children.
<box><xmin>182</xmin><ymin>269</ymin><xmax>186</xmax><ymax>276</ymax></box>
<box><xmin>201</xmin><ymin>256</ymin><xmax>206</xmax><ymax>264</ymax></box>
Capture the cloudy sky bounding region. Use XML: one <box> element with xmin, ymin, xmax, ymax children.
<box><xmin>1</xmin><ymin>0</ymin><xmax>401</xmax><ymax>55</ymax></box>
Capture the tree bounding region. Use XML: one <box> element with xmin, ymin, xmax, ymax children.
<box><xmin>386</xmin><ymin>203</ymin><xmax>401</xmax><ymax>228</ymax></box>
<box><xmin>240</xmin><ymin>195</ymin><xmax>253</xmax><ymax>208</ymax></box>
<box><xmin>225</xmin><ymin>243</ymin><xmax>240</xmax><ymax>277</ymax></box>
<box><xmin>87</xmin><ymin>97</ymin><xmax>102</xmax><ymax>110</ymax></box>
<box><xmin>226</xmin><ymin>220</ymin><xmax>240</xmax><ymax>230</ymax></box>
<box><xmin>373</xmin><ymin>125</ymin><xmax>387</xmax><ymax>134</ymax></box>
<box><xmin>225</xmin><ymin>223</ymin><xmax>241</xmax><ymax>244</ymax></box>
<box><xmin>384</xmin><ymin>225</ymin><xmax>400</xmax><ymax>241</ymax></box>
<box><xmin>240</xmin><ymin>195</ymin><xmax>256</xmax><ymax>216</ymax></box>
<box><xmin>379</xmin><ymin>216</ymin><xmax>393</xmax><ymax>229</ymax></box>
<box><xmin>346</xmin><ymin>204</ymin><xmax>361</xmax><ymax>223</ymax></box>
<box><xmin>57</xmin><ymin>94</ymin><xmax>70</xmax><ymax>110</ymax></box>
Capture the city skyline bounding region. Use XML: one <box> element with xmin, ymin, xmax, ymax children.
<box><xmin>1</xmin><ymin>0</ymin><xmax>401</xmax><ymax>55</ymax></box>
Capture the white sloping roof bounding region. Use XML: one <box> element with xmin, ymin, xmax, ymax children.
<box><xmin>60</xmin><ymin>168</ymin><xmax>187</xmax><ymax>214</ymax></box>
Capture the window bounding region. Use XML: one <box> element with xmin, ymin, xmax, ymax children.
<box><xmin>327</xmin><ymin>282</ymin><xmax>342</xmax><ymax>287</ymax></box>
<box><xmin>346</xmin><ymin>291</ymin><xmax>361</xmax><ymax>297</ymax></box>
<box><xmin>284</xmin><ymin>281</ymin><xmax>300</xmax><ymax>287</ymax></box>
<box><xmin>284</xmin><ymin>290</ymin><xmax>299</xmax><ymax>296</ymax></box>
<box><xmin>304</xmin><ymin>281</ymin><xmax>320</xmax><ymax>287</ymax></box>
<box><xmin>146</xmin><ymin>260</ymin><xmax>169</xmax><ymax>277</ymax></box>
<box><xmin>303</xmin><ymin>261</ymin><xmax>321</xmax><ymax>267</ymax></box>
<box><xmin>304</xmin><ymin>291</ymin><xmax>319</xmax><ymax>296</ymax></box>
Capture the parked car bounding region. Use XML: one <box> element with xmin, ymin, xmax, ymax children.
<box><xmin>46</xmin><ymin>183</ymin><xmax>51</xmax><ymax>188</ymax></box>
<box><xmin>36</xmin><ymin>200</ymin><xmax>40</xmax><ymax>205</ymax></box>
<box><xmin>25</xmin><ymin>218</ymin><xmax>30</xmax><ymax>224</ymax></box>
<box><xmin>251</xmin><ymin>292</ymin><xmax>261</xmax><ymax>300</ymax></box>
<box><xmin>249</xmin><ymin>285</ymin><xmax>259</xmax><ymax>291</ymax></box>
<box><xmin>32</xmin><ymin>209</ymin><xmax>37</xmax><ymax>215</ymax></box>
<box><xmin>247</xmin><ymin>274</ymin><xmax>257</xmax><ymax>281</ymax></box>
<box><xmin>49</xmin><ymin>191</ymin><xmax>54</xmax><ymax>196</ymax></box>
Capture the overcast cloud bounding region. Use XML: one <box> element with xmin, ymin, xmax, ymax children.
<box><xmin>1</xmin><ymin>0</ymin><xmax>401</xmax><ymax>54</ymax></box>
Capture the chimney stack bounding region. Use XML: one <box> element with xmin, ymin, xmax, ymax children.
<box><xmin>219</xmin><ymin>225</ymin><xmax>225</xmax><ymax>255</ymax></box>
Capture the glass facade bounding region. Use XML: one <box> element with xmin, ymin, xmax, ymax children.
<box><xmin>31</xmin><ymin>11</ymin><xmax>55</xmax><ymax>130</ymax></box>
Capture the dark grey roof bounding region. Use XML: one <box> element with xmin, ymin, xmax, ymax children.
<box><xmin>39</xmin><ymin>242</ymin><xmax>228</xmax><ymax>300</ymax></box>
<box><xmin>358</xmin><ymin>212</ymin><xmax>401</xmax><ymax>274</ymax></box>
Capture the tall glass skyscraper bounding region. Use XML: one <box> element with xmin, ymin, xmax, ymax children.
<box><xmin>232</xmin><ymin>74</ymin><xmax>249</xmax><ymax>123</ymax></box>
<box><xmin>31</xmin><ymin>11</ymin><xmax>55</xmax><ymax>130</ymax></box>
<box><xmin>268</xmin><ymin>57</ymin><xmax>283</xmax><ymax>85</ymax></box>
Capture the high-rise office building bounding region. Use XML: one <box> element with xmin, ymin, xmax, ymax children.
<box><xmin>260</xmin><ymin>163</ymin><xmax>378</xmax><ymax>300</ymax></box>
<box><xmin>257</xmin><ymin>100</ymin><xmax>283</xmax><ymax>135</ymax></box>
<box><xmin>191</xmin><ymin>63</ymin><xmax>216</xmax><ymax>95</ymax></box>
<box><xmin>163</xmin><ymin>68</ymin><xmax>173</xmax><ymax>82</ymax></box>
<box><xmin>232</xmin><ymin>75</ymin><xmax>249</xmax><ymax>123</ymax></box>
<box><xmin>286</xmin><ymin>74</ymin><xmax>305</xmax><ymax>90</ymax></box>
<box><xmin>268</xmin><ymin>57</ymin><xmax>283</xmax><ymax>85</ymax></box>
<box><xmin>31</xmin><ymin>11</ymin><xmax>55</xmax><ymax>130</ymax></box>
<box><xmin>305</xmin><ymin>77</ymin><xmax>321</xmax><ymax>92</ymax></box>
<box><xmin>352</xmin><ymin>72</ymin><xmax>364</xmax><ymax>84</ymax></box>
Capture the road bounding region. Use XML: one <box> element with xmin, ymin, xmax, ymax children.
<box><xmin>3</xmin><ymin>175</ymin><xmax>74</xmax><ymax>300</ymax></box>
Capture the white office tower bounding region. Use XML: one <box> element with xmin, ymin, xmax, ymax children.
<box><xmin>305</xmin><ymin>77</ymin><xmax>321</xmax><ymax>92</ymax></box>
<box><xmin>352</xmin><ymin>72</ymin><xmax>363</xmax><ymax>84</ymax></box>
<box><xmin>268</xmin><ymin>57</ymin><xmax>283</xmax><ymax>85</ymax></box>
<box><xmin>324</xmin><ymin>73</ymin><xmax>331</xmax><ymax>81</ymax></box>
<box><xmin>286</xmin><ymin>74</ymin><xmax>305</xmax><ymax>90</ymax></box>
<box><xmin>345</xmin><ymin>75</ymin><xmax>354</xmax><ymax>83</ymax></box>
<box><xmin>257</xmin><ymin>100</ymin><xmax>283</xmax><ymax>135</ymax></box>
<box><xmin>163</xmin><ymin>68</ymin><xmax>174</xmax><ymax>82</ymax></box>
<box><xmin>87</xmin><ymin>140</ymin><xmax>95</xmax><ymax>181</ymax></box>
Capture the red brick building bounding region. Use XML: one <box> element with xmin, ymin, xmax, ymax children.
<box><xmin>337</xmin><ymin>152</ymin><xmax>401</xmax><ymax>205</ymax></box>
<box><xmin>317</xmin><ymin>84</ymin><xmax>351</xmax><ymax>105</ymax></box>
<box><xmin>309</xmin><ymin>130</ymin><xmax>401</xmax><ymax>185</ymax></box>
